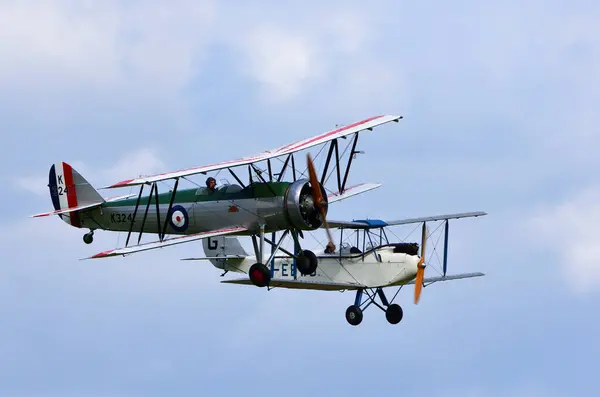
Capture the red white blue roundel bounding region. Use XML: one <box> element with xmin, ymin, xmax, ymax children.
<box><xmin>169</xmin><ymin>205</ymin><xmax>189</xmax><ymax>232</ymax></box>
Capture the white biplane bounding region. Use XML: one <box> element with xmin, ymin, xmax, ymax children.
<box><xmin>187</xmin><ymin>211</ymin><xmax>486</xmax><ymax>326</ymax></box>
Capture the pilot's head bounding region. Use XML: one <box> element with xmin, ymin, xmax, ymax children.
<box><xmin>206</xmin><ymin>177</ymin><xmax>216</xmax><ymax>191</ymax></box>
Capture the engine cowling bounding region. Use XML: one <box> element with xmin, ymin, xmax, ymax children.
<box><xmin>283</xmin><ymin>179</ymin><xmax>328</xmax><ymax>231</ymax></box>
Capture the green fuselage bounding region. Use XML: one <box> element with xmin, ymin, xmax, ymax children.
<box><xmin>75</xmin><ymin>181</ymin><xmax>308</xmax><ymax>236</ymax></box>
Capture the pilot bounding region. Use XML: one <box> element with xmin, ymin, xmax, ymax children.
<box><xmin>324</xmin><ymin>241</ymin><xmax>336</xmax><ymax>254</ymax></box>
<box><xmin>206</xmin><ymin>177</ymin><xmax>217</xmax><ymax>192</ymax></box>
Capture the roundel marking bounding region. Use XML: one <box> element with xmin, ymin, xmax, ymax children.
<box><xmin>169</xmin><ymin>205</ymin><xmax>189</xmax><ymax>232</ymax></box>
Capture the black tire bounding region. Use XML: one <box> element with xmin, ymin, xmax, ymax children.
<box><xmin>248</xmin><ymin>263</ymin><xmax>270</xmax><ymax>287</ymax></box>
<box><xmin>296</xmin><ymin>249</ymin><xmax>318</xmax><ymax>275</ymax></box>
<box><xmin>83</xmin><ymin>233</ymin><xmax>93</xmax><ymax>244</ymax></box>
<box><xmin>345</xmin><ymin>305</ymin><xmax>363</xmax><ymax>326</ymax></box>
<box><xmin>385</xmin><ymin>304</ymin><xmax>403</xmax><ymax>324</ymax></box>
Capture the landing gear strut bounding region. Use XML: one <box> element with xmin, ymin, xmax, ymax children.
<box><xmin>83</xmin><ymin>230</ymin><xmax>94</xmax><ymax>244</ymax></box>
<box><xmin>247</xmin><ymin>227</ymin><xmax>319</xmax><ymax>288</ymax></box>
<box><xmin>345</xmin><ymin>287</ymin><xmax>404</xmax><ymax>326</ymax></box>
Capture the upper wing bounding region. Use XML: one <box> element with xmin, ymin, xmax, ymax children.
<box><xmin>105</xmin><ymin>115</ymin><xmax>402</xmax><ymax>189</ymax></box>
<box><xmin>221</xmin><ymin>278</ymin><xmax>365</xmax><ymax>291</ymax></box>
<box><xmin>385</xmin><ymin>211</ymin><xmax>487</xmax><ymax>226</ymax></box>
<box><xmin>85</xmin><ymin>226</ymin><xmax>248</xmax><ymax>259</ymax></box>
<box><xmin>326</xmin><ymin>183</ymin><xmax>381</xmax><ymax>204</ymax></box>
<box><xmin>327</xmin><ymin>211</ymin><xmax>488</xmax><ymax>229</ymax></box>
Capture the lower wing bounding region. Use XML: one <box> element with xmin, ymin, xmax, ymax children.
<box><xmin>221</xmin><ymin>278</ymin><xmax>365</xmax><ymax>291</ymax></box>
<box><xmin>402</xmin><ymin>272</ymin><xmax>485</xmax><ymax>285</ymax></box>
<box><xmin>86</xmin><ymin>226</ymin><xmax>248</xmax><ymax>259</ymax></box>
<box><xmin>222</xmin><ymin>272</ymin><xmax>484</xmax><ymax>291</ymax></box>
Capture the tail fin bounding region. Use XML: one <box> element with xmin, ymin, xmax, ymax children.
<box><xmin>199</xmin><ymin>236</ymin><xmax>249</xmax><ymax>269</ymax></box>
<box><xmin>42</xmin><ymin>162</ymin><xmax>104</xmax><ymax>227</ymax></box>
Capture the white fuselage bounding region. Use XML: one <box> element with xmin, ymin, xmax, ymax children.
<box><xmin>212</xmin><ymin>246</ymin><xmax>420</xmax><ymax>289</ymax></box>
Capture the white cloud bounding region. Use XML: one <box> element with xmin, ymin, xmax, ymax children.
<box><xmin>100</xmin><ymin>147</ymin><xmax>166</xmax><ymax>185</ymax></box>
<box><xmin>14</xmin><ymin>175</ymin><xmax>48</xmax><ymax>197</ymax></box>
<box><xmin>227</xmin><ymin>5</ymin><xmax>397</xmax><ymax>103</ymax></box>
<box><xmin>236</xmin><ymin>27</ymin><xmax>318</xmax><ymax>102</ymax></box>
<box><xmin>0</xmin><ymin>0</ymin><xmax>217</xmax><ymax>94</ymax></box>
<box><xmin>528</xmin><ymin>186</ymin><xmax>600</xmax><ymax>294</ymax></box>
<box><xmin>14</xmin><ymin>148</ymin><xmax>166</xmax><ymax>198</ymax></box>
<box><xmin>319</xmin><ymin>9</ymin><xmax>371</xmax><ymax>55</ymax></box>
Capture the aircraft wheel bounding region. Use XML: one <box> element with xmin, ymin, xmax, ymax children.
<box><xmin>83</xmin><ymin>232</ymin><xmax>94</xmax><ymax>244</ymax></box>
<box><xmin>345</xmin><ymin>305</ymin><xmax>363</xmax><ymax>326</ymax></box>
<box><xmin>385</xmin><ymin>303</ymin><xmax>403</xmax><ymax>324</ymax></box>
<box><xmin>296</xmin><ymin>249</ymin><xmax>318</xmax><ymax>275</ymax></box>
<box><xmin>249</xmin><ymin>263</ymin><xmax>270</xmax><ymax>287</ymax></box>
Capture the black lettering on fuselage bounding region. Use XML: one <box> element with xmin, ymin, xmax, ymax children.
<box><xmin>207</xmin><ymin>237</ymin><xmax>218</xmax><ymax>250</ymax></box>
<box><xmin>110</xmin><ymin>213</ymin><xmax>134</xmax><ymax>223</ymax></box>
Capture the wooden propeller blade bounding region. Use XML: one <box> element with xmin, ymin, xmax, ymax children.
<box><xmin>307</xmin><ymin>153</ymin><xmax>334</xmax><ymax>248</ymax></box>
<box><xmin>414</xmin><ymin>262</ymin><xmax>424</xmax><ymax>304</ymax></box>
<box><xmin>306</xmin><ymin>154</ymin><xmax>324</xmax><ymax>206</ymax></box>
<box><xmin>414</xmin><ymin>223</ymin><xmax>428</xmax><ymax>304</ymax></box>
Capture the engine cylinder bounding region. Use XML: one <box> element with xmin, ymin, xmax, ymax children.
<box><xmin>283</xmin><ymin>179</ymin><xmax>328</xmax><ymax>231</ymax></box>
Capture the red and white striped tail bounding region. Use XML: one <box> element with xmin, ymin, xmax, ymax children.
<box><xmin>45</xmin><ymin>162</ymin><xmax>103</xmax><ymax>227</ymax></box>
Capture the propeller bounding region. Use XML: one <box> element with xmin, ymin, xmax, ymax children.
<box><xmin>306</xmin><ymin>153</ymin><xmax>335</xmax><ymax>251</ymax></box>
<box><xmin>414</xmin><ymin>222</ymin><xmax>427</xmax><ymax>304</ymax></box>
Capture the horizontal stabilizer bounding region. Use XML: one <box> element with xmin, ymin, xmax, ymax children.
<box><xmin>31</xmin><ymin>201</ymin><xmax>103</xmax><ymax>218</ymax></box>
<box><xmin>86</xmin><ymin>226</ymin><xmax>248</xmax><ymax>259</ymax></box>
<box><xmin>181</xmin><ymin>255</ymin><xmax>246</xmax><ymax>260</ymax></box>
<box><xmin>221</xmin><ymin>278</ymin><xmax>365</xmax><ymax>291</ymax></box>
<box><xmin>32</xmin><ymin>194</ymin><xmax>136</xmax><ymax>218</ymax></box>
<box><xmin>327</xmin><ymin>183</ymin><xmax>381</xmax><ymax>204</ymax></box>
<box><xmin>105</xmin><ymin>193</ymin><xmax>137</xmax><ymax>202</ymax></box>
<box><xmin>403</xmin><ymin>272</ymin><xmax>485</xmax><ymax>285</ymax></box>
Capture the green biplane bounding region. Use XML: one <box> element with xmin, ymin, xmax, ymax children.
<box><xmin>33</xmin><ymin>115</ymin><xmax>402</xmax><ymax>287</ymax></box>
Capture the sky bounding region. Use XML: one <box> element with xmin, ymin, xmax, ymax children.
<box><xmin>1</xmin><ymin>0</ymin><xmax>599</xmax><ymax>395</ymax></box>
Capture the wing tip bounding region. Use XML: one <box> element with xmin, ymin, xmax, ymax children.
<box><xmin>31</xmin><ymin>212</ymin><xmax>51</xmax><ymax>218</ymax></box>
<box><xmin>89</xmin><ymin>250</ymin><xmax>116</xmax><ymax>259</ymax></box>
<box><xmin>106</xmin><ymin>179</ymin><xmax>137</xmax><ymax>189</ymax></box>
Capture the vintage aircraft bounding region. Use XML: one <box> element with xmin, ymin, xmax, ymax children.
<box><xmin>32</xmin><ymin>114</ymin><xmax>402</xmax><ymax>288</ymax></box>
<box><xmin>185</xmin><ymin>211</ymin><xmax>486</xmax><ymax>325</ymax></box>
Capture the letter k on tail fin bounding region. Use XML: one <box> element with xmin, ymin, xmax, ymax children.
<box><xmin>32</xmin><ymin>162</ymin><xmax>105</xmax><ymax>227</ymax></box>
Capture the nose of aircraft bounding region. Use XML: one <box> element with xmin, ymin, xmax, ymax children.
<box><xmin>408</xmin><ymin>254</ymin><xmax>420</xmax><ymax>278</ymax></box>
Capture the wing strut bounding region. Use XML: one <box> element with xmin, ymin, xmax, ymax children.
<box><xmin>320</xmin><ymin>139</ymin><xmax>337</xmax><ymax>186</ymax></box>
<box><xmin>291</xmin><ymin>155</ymin><xmax>297</xmax><ymax>181</ymax></box>
<box><xmin>123</xmin><ymin>179</ymin><xmax>182</xmax><ymax>247</ymax></box>
<box><xmin>341</xmin><ymin>132</ymin><xmax>360</xmax><ymax>193</ymax></box>
<box><xmin>153</xmin><ymin>183</ymin><xmax>162</xmax><ymax>241</ymax></box>
<box><xmin>334</xmin><ymin>139</ymin><xmax>342</xmax><ymax>193</ymax></box>
<box><xmin>276</xmin><ymin>154</ymin><xmax>292</xmax><ymax>182</ymax></box>
<box><xmin>228</xmin><ymin>168</ymin><xmax>246</xmax><ymax>188</ymax></box>
<box><xmin>160</xmin><ymin>177</ymin><xmax>180</xmax><ymax>241</ymax></box>
<box><xmin>443</xmin><ymin>219</ymin><xmax>449</xmax><ymax>276</ymax></box>
<box><xmin>125</xmin><ymin>184</ymin><xmax>144</xmax><ymax>247</ymax></box>
<box><xmin>137</xmin><ymin>182</ymin><xmax>156</xmax><ymax>244</ymax></box>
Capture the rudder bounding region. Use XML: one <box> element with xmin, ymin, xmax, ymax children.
<box><xmin>202</xmin><ymin>236</ymin><xmax>249</xmax><ymax>269</ymax></box>
<box><xmin>48</xmin><ymin>162</ymin><xmax>104</xmax><ymax>227</ymax></box>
